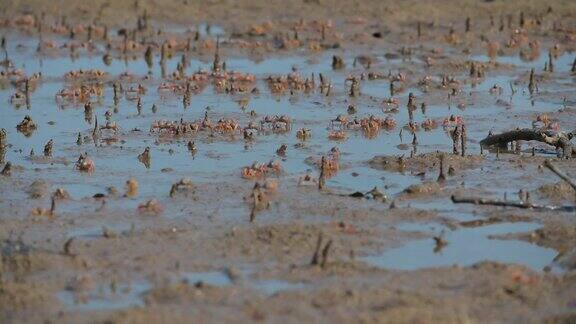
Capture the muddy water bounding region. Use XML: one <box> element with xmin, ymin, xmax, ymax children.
<box><xmin>364</xmin><ymin>221</ymin><xmax>557</xmax><ymax>271</ymax></box>
<box><xmin>4</xmin><ymin>43</ymin><xmax>572</xmax><ymax>199</ymax></box>
<box><xmin>58</xmin><ymin>280</ymin><xmax>150</xmax><ymax>311</ymax></box>
<box><xmin>2</xmin><ymin>31</ymin><xmax>573</xmax><ymax>213</ymax></box>
<box><xmin>58</xmin><ymin>269</ymin><xmax>308</xmax><ymax>309</ymax></box>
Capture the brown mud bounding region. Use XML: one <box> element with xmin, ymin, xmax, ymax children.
<box><xmin>1</xmin><ymin>0</ymin><xmax>576</xmax><ymax>322</ymax></box>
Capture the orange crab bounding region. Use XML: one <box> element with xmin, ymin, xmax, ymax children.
<box><xmin>383</xmin><ymin>97</ymin><xmax>399</xmax><ymax>110</ymax></box>
<box><xmin>75</xmin><ymin>154</ymin><xmax>95</xmax><ymax>172</ymax></box>
<box><xmin>404</xmin><ymin>121</ymin><xmax>420</xmax><ymax>133</ymax></box>
<box><xmin>421</xmin><ymin>118</ymin><xmax>438</xmax><ymax>131</ymax></box>
<box><xmin>261</xmin><ymin>115</ymin><xmax>291</xmax><ymax>133</ymax></box>
<box><xmin>318</xmin><ymin>153</ymin><xmax>339</xmax><ymax>177</ymax></box>
<box><xmin>137</xmin><ymin>199</ymin><xmax>163</xmax><ymax>215</ymax></box>
<box><xmin>296</xmin><ymin>128</ymin><xmax>312</xmax><ymax>140</ymax></box>
<box><xmin>330</xmin><ymin>115</ymin><xmax>348</xmax><ymax>129</ymax></box>
<box><xmin>212</xmin><ymin>119</ymin><xmax>240</xmax><ymax>134</ymax></box>
<box><xmin>64</xmin><ymin>69</ymin><xmax>107</xmax><ymax>80</ymax></box>
<box><xmin>533</xmin><ymin>114</ymin><xmax>560</xmax><ymax>131</ymax></box>
<box><xmin>242</xmin><ymin>161</ymin><xmax>282</xmax><ymax>179</ymax></box>
<box><xmin>443</xmin><ymin>115</ymin><xmax>464</xmax><ymax>128</ymax></box>
<box><xmin>382</xmin><ymin>116</ymin><xmax>397</xmax><ymax>129</ymax></box>
<box><xmin>328</xmin><ymin>130</ymin><xmax>347</xmax><ymax>141</ymax></box>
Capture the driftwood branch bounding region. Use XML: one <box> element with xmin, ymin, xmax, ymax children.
<box><xmin>451</xmin><ymin>195</ymin><xmax>574</xmax><ymax>211</ymax></box>
<box><xmin>544</xmin><ymin>160</ymin><xmax>576</xmax><ymax>193</ymax></box>
<box><xmin>480</xmin><ymin>128</ymin><xmax>575</xmax><ymax>158</ymax></box>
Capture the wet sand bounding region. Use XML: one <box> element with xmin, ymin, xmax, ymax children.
<box><xmin>1</xmin><ymin>0</ymin><xmax>576</xmax><ymax>323</ymax></box>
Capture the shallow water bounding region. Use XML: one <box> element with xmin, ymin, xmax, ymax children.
<box><xmin>180</xmin><ymin>271</ymin><xmax>233</xmax><ymax>286</ymax></box>
<box><xmin>58</xmin><ymin>280</ymin><xmax>150</xmax><ymax>311</ymax></box>
<box><xmin>472</xmin><ymin>52</ymin><xmax>575</xmax><ymax>73</ymax></box>
<box><xmin>364</xmin><ymin>222</ymin><xmax>558</xmax><ymax>271</ymax></box>
<box><xmin>2</xmin><ymin>38</ymin><xmax>573</xmax><ymax>202</ymax></box>
<box><xmin>57</xmin><ymin>271</ymin><xmax>309</xmax><ymax>310</ymax></box>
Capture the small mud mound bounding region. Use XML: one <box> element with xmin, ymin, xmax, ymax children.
<box><xmin>0</xmin><ymin>282</ymin><xmax>54</xmax><ymax>313</ymax></box>
<box><xmin>143</xmin><ymin>281</ymin><xmax>231</xmax><ymax>306</ymax></box>
<box><xmin>215</xmin><ymin>222</ymin><xmax>380</xmax><ymax>264</ymax></box>
<box><xmin>1</xmin><ymin>238</ymin><xmax>49</xmax><ymax>277</ymax></box>
<box><xmin>502</xmin><ymin>223</ymin><xmax>576</xmax><ymax>270</ymax></box>
<box><xmin>523</xmin><ymin>225</ymin><xmax>576</xmax><ymax>254</ymax></box>
<box><xmin>399</xmin><ymin>182</ymin><xmax>442</xmax><ymax>199</ymax></box>
<box><xmin>368</xmin><ymin>153</ymin><xmax>483</xmax><ymax>174</ymax></box>
<box><xmin>26</xmin><ymin>180</ymin><xmax>51</xmax><ymax>199</ymax></box>
<box><xmin>537</xmin><ymin>181</ymin><xmax>576</xmax><ymax>202</ymax></box>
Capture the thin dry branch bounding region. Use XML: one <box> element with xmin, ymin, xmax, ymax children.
<box><xmin>451</xmin><ymin>195</ymin><xmax>573</xmax><ymax>211</ymax></box>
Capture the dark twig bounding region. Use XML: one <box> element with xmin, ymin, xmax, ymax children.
<box><xmin>461</xmin><ymin>125</ymin><xmax>467</xmax><ymax>156</ymax></box>
<box><xmin>451</xmin><ymin>195</ymin><xmax>572</xmax><ymax>211</ymax></box>
<box><xmin>63</xmin><ymin>237</ymin><xmax>75</xmax><ymax>256</ymax></box>
<box><xmin>318</xmin><ymin>156</ymin><xmax>326</xmax><ymax>190</ymax></box>
<box><xmin>311</xmin><ymin>233</ymin><xmax>323</xmax><ymax>265</ymax></box>
<box><xmin>528</xmin><ymin>68</ymin><xmax>536</xmax><ymax>94</ymax></box>
<box><xmin>437</xmin><ymin>154</ymin><xmax>446</xmax><ymax>182</ymax></box>
<box><xmin>320</xmin><ymin>239</ymin><xmax>332</xmax><ymax>269</ymax></box>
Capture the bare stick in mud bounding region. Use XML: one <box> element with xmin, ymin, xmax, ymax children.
<box><xmin>113</xmin><ymin>82</ymin><xmax>120</xmax><ymax>106</ymax></box>
<box><xmin>332</xmin><ymin>55</ymin><xmax>344</xmax><ymax>70</ymax></box>
<box><xmin>433</xmin><ymin>235</ymin><xmax>447</xmax><ymax>253</ymax></box>
<box><xmin>319</xmin><ymin>156</ymin><xmax>326</xmax><ymax>190</ymax></box>
<box><xmin>249</xmin><ymin>183</ymin><xmax>260</xmax><ymax>222</ymax></box>
<box><xmin>543</xmin><ymin>160</ymin><xmax>576</xmax><ymax>194</ymax></box>
<box><xmin>437</xmin><ymin>154</ymin><xmax>446</xmax><ymax>182</ymax></box>
<box><xmin>528</xmin><ymin>68</ymin><xmax>536</xmax><ymax>94</ymax></box>
<box><xmin>50</xmin><ymin>195</ymin><xmax>56</xmax><ymax>215</ymax></box>
<box><xmin>144</xmin><ymin>45</ymin><xmax>153</xmax><ymax>70</ymax></box>
<box><xmin>63</xmin><ymin>237</ymin><xmax>75</xmax><ymax>256</ymax></box>
<box><xmin>480</xmin><ymin>128</ymin><xmax>575</xmax><ymax>158</ymax></box>
<box><xmin>0</xmin><ymin>128</ymin><xmax>6</xmax><ymax>149</ymax></box>
<box><xmin>311</xmin><ymin>233</ymin><xmax>323</xmax><ymax>265</ymax></box>
<box><xmin>461</xmin><ymin>124</ymin><xmax>467</xmax><ymax>156</ymax></box>
<box><xmin>451</xmin><ymin>126</ymin><xmax>461</xmax><ymax>155</ymax></box>
<box><xmin>1</xmin><ymin>161</ymin><xmax>11</xmax><ymax>176</ymax></box>
<box><xmin>451</xmin><ymin>195</ymin><xmax>569</xmax><ymax>210</ymax></box>
<box><xmin>509</xmin><ymin>81</ymin><xmax>516</xmax><ymax>95</ymax></box>
<box><xmin>24</xmin><ymin>78</ymin><xmax>31</xmax><ymax>108</ymax></box>
<box><xmin>320</xmin><ymin>239</ymin><xmax>332</xmax><ymax>269</ymax></box>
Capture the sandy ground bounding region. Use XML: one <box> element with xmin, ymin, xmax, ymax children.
<box><xmin>1</xmin><ymin>0</ymin><xmax>576</xmax><ymax>323</ymax></box>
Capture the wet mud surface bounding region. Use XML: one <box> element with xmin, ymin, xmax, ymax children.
<box><xmin>0</xmin><ymin>0</ymin><xmax>576</xmax><ymax>322</ymax></box>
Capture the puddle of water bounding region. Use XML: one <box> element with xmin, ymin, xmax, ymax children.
<box><xmin>163</xmin><ymin>23</ymin><xmax>225</xmax><ymax>37</ymax></box>
<box><xmin>403</xmin><ymin>199</ymin><xmax>481</xmax><ymax>222</ymax></box>
<box><xmin>327</xmin><ymin>165</ymin><xmax>420</xmax><ymax>195</ymax></box>
<box><xmin>472</xmin><ymin>53</ymin><xmax>575</xmax><ymax>73</ymax></box>
<box><xmin>180</xmin><ymin>271</ymin><xmax>232</xmax><ymax>287</ymax></box>
<box><xmin>58</xmin><ymin>280</ymin><xmax>150</xmax><ymax>311</ymax></box>
<box><xmin>2</xmin><ymin>42</ymin><xmax>570</xmax><ymax>201</ymax></box>
<box><xmin>364</xmin><ymin>222</ymin><xmax>557</xmax><ymax>271</ymax></box>
<box><xmin>395</xmin><ymin>222</ymin><xmax>447</xmax><ymax>233</ymax></box>
<box><xmin>56</xmin><ymin>271</ymin><xmax>309</xmax><ymax>312</ymax></box>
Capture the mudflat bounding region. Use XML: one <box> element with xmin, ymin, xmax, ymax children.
<box><xmin>0</xmin><ymin>0</ymin><xmax>576</xmax><ymax>323</ymax></box>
